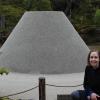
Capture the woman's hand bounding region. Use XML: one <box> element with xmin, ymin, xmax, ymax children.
<box><xmin>90</xmin><ymin>93</ymin><xmax>99</xmax><ymax>100</ymax></box>
<box><xmin>96</xmin><ymin>95</ymin><xmax>100</xmax><ymax>100</ymax></box>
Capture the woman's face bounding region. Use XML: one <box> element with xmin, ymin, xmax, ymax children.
<box><xmin>89</xmin><ymin>51</ymin><xmax>99</xmax><ymax>68</ymax></box>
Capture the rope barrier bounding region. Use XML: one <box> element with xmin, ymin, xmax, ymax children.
<box><xmin>46</xmin><ymin>83</ymin><xmax>83</xmax><ymax>87</ymax></box>
<box><xmin>0</xmin><ymin>77</ymin><xmax>83</xmax><ymax>99</ymax></box>
<box><xmin>0</xmin><ymin>85</ymin><xmax>38</xmax><ymax>98</ymax></box>
<box><xmin>0</xmin><ymin>83</ymin><xmax>83</xmax><ymax>99</ymax></box>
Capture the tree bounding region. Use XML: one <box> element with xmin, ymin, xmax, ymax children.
<box><xmin>94</xmin><ymin>9</ymin><xmax>100</xmax><ymax>25</ymax></box>
<box><xmin>23</xmin><ymin>0</ymin><xmax>52</xmax><ymax>11</ymax></box>
<box><xmin>36</xmin><ymin>0</ymin><xmax>52</xmax><ymax>11</ymax></box>
<box><xmin>0</xmin><ymin>5</ymin><xmax>25</xmax><ymax>33</ymax></box>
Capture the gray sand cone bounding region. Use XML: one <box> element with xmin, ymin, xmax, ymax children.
<box><xmin>0</xmin><ymin>11</ymin><xmax>89</xmax><ymax>74</ymax></box>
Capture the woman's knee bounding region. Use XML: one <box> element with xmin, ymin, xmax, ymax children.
<box><xmin>71</xmin><ymin>90</ymin><xmax>87</xmax><ymax>100</ymax></box>
<box><xmin>71</xmin><ymin>90</ymin><xmax>80</xmax><ymax>100</ymax></box>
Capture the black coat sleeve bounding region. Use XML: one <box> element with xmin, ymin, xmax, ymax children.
<box><xmin>83</xmin><ymin>66</ymin><xmax>93</xmax><ymax>96</ymax></box>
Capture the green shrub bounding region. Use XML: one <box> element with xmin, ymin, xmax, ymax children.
<box><xmin>0</xmin><ymin>97</ymin><xmax>10</xmax><ymax>100</ymax></box>
<box><xmin>0</xmin><ymin>67</ymin><xmax>9</xmax><ymax>75</ymax></box>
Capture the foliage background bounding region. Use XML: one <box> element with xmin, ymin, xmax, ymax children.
<box><xmin>0</xmin><ymin>0</ymin><xmax>100</xmax><ymax>45</ymax></box>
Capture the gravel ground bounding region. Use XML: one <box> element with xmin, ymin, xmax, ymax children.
<box><xmin>0</xmin><ymin>72</ymin><xmax>84</xmax><ymax>100</ymax></box>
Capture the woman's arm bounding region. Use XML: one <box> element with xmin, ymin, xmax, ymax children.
<box><xmin>83</xmin><ymin>67</ymin><xmax>93</xmax><ymax>97</ymax></box>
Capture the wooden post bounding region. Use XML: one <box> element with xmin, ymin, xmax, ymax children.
<box><xmin>39</xmin><ymin>77</ymin><xmax>46</xmax><ymax>100</ymax></box>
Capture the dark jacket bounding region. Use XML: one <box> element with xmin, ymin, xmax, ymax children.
<box><xmin>83</xmin><ymin>65</ymin><xmax>100</xmax><ymax>96</ymax></box>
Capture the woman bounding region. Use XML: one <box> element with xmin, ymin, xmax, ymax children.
<box><xmin>71</xmin><ymin>50</ymin><xmax>100</xmax><ymax>100</ymax></box>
